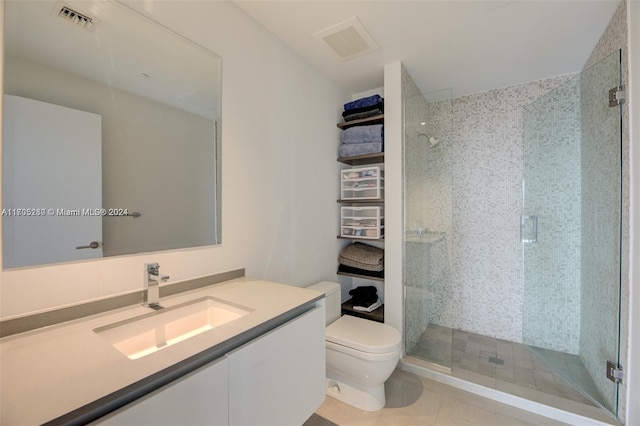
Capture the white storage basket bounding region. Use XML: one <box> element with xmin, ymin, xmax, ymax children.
<box><xmin>340</xmin><ymin>166</ymin><xmax>384</xmax><ymax>200</ymax></box>
<box><xmin>341</xmin><ymin>206</ymin><xmax>384</xmax><ymax>239</ymax></box>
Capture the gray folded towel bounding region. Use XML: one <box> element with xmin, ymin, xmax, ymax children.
<box><xmin>341</xmin><ymin>124</ymin><xmax>384</xmax><ymax>144</ymax></box>
<box><xmin>339</xmin><ymin>243</ymin><xmax>384</xmax><ymax>272</ymax></box>
<box><xmin>339</xmin><ymin>142</ymin><xmax>383</xmax><ymax>158</ymax></box>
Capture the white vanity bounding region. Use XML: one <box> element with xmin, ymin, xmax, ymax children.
<box><xmin>0</xmin><ymin>276</ymin><xmax>326</xmax><ymax>425</ymax></box>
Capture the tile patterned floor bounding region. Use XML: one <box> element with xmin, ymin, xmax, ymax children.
<box><xmin>308</xmin><ymin>369</ymin><xmax>567</xmax><ymax>426</ymax></box>
<box><xmin>407</xmin><ymin>323</ymin><xmax>616</xmax><ymax>423</ymax></box>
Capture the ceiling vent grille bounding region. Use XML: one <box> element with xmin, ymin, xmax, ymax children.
<box><xmin>314</xmin><ymin>17</ymin><xmax>379</xmax><ymax>61</ymax></box>
<box><xmin>53</xmin><ymin>2</ymin><xmax>99</xmax><ymax>31</ymax></box>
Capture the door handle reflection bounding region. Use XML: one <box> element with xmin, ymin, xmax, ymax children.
<box><xmin>76</xmin><ymin>241</ymin><xmax>100</xmax><ymax>249</ymax></box>
<box><xmin>521</xmin><ymin>215</ymin><xmax>538</xmax><ymax>243</ymax></box>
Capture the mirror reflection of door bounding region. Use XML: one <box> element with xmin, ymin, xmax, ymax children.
<box><xmin>2</xmin><ymin>95</ymin><xmax>103</xmax><ymax>268</ymax></box>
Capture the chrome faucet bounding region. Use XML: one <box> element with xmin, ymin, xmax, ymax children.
<box><xmin>144</xmin><ymin>262</ymin><xmax>170</xmax><ymax>310</ymax></box>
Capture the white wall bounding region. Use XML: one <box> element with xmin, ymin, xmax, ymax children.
<box><xmin>0</xmin><ymin>0</ymin><xmax>347</xmax><ymax>319</ymax></box>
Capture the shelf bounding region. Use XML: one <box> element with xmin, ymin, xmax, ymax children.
<box><xmin>337</xmin><ymin>236</ymin><xmax>384</xmax><ymax>242</ymax></box>
<box><xmin>337</xmin><ymin>152</ymin><xmax>384</xmax><ymax>166</ymax></box>
<box><xmin>341</xmin><ymin>299</ymin><xmax>384</xmax><ymax>323</ymax></box>
<box><xmin>337</xmin><ymin>271</ymin><xmax>384</xmax><ymax>282</ymax></box>
<box><xmin>337</xmin><ymin>198</ymin><xmax>384</xmax><ymax>203</ymax></box>
<box><xmin>336</xmin><ymin>114</ymin><xmax>384</xmax><ymax>130</ymax></box>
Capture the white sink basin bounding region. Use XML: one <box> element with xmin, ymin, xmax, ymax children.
<box><xmin>94</xmin><ymin>297</ymin><xmax>253</xmax><ymax>359</ymax></box>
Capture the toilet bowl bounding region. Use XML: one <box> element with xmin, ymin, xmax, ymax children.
<box><xmin>307</xmin><ymin>281</ymin><xmax>401</xmax><ymax>411</ymax></box>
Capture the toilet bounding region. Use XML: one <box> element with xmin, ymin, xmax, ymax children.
<box><xmin>308</xmin><ymin>281</ymin><xmax>401</xmax><ymax>411</ymax></box>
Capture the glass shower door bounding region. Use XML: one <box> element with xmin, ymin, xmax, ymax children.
<box><xmin>403</xmin><ymin>88</ymin><xmax>453</xmax><ymax>370</ymax></box>
<box><xmin>522</xmin><ymin>50</ymin><xmax>622</xmax><ymax>416</ymax></box>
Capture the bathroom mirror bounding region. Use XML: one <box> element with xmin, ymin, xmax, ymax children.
<box><xmin>2</xmin><ymin>0</ymin><xmax>222</xmax><ymax>268</ymax></box>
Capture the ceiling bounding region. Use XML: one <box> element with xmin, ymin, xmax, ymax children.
<box><xmin>233</xmin><ymin>0</ymin><xmax>620</xmax><ymax>98</ymax></box>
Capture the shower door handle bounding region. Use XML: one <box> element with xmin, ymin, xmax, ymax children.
<box><xmin>521</xmin><ymin>215</ymin><xmax>538</xmax><ymax>243</ymax></box>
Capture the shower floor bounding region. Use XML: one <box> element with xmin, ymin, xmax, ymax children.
<box><xmin>408</xmin><ymin>324</ymin><xmax>614</xmax><ymax>421</ymax></box>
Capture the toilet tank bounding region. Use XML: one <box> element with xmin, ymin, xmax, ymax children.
<box><xmin>307</xmin><ymin>281</ymin><xmax>341</xmax><ymax>325</ymax></box>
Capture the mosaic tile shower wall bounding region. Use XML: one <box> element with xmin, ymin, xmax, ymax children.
<box><xmin>447</xmin><ymin>74</ymin><xmax>574</xmax><ymax>342</ymax></box>
<box><xmin>522</xmin><ymin>78</ymin><xmax>582</xmax><ymax>354</ymax></box>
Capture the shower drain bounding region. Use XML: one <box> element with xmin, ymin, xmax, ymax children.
<box><xmin>488</xmin><ymin>357</ymin><xmax>505</xmax><ymax>365</ymax></box>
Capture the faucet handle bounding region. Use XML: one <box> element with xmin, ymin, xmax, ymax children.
<box><xmin>146</xmin><ymin>262</ymin><xmax>160</xmax><ymax>275</ymax></box>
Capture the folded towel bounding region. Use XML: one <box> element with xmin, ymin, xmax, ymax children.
<box><xmin>344</xmin><ymin>94</ymin><xmax>383</xmax><ymax>111</ymax></box>
<box><xmin>342</xmin><ymin>102</ymin><xmax>384</xmax><ymax>118</ymax></box>
<box><xmin>349</xmin><ymin>286</ymin><xmax>379</xmax><ymax>308</ymax></box>
<box><xmin>340</xmin><ymin>243</ymin><xmax>384</xmax><ymax>266</ymax></box>
<box><xmin>352</xmin><ymin>299</ymin><xmax>382</xmax><ymax>312</ymax></box>
<box><xmin>339</xmin><ymin>250</ymin><xmax>384</xmax><ymax>271</ymax></box>
<box><xmin>339</xmin><ymin>142</ymin><xmax>383</xmax><ymax>158</ymax></box>
<box><xmin>338</xmin><ymin>264</ymin><xmax>384</xmax><ymax>279</ymax></box>
<box><xmin>343</xmin><ymin>108</ymin><xmax>383</xmax><ymax>122</ymax></box>
<box><xmin>349</xmin><ymin>285</ymin><xmax>378</xmax><ymax>298</ymax></box>
<box><xmin>341</xmin><ymin>124</ymin><xmax>384</xmax><ymax>144</ymax></box>
<box><xmin>339</xmin><ymin>243</ymin><xmax>384</xmax><ymax>272</ymax></box>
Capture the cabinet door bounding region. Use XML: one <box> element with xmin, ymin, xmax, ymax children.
<box><xmin>228</xmin><ymin>307</ymin><xmax>325</xmax><ymax>426</ymax></box>
<box><xmin>96</xmin><ymin>357</ymin><xmax>228</xmax><ymax>425</ymax></box>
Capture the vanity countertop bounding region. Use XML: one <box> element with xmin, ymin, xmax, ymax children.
<box><xmin>0</xmin><ymin>277</ymin><xmax>323</xmax><ymax>425</ymax></box>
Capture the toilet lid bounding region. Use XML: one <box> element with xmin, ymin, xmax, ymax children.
<box><xmin>326</xmin><ymin>315</ymin><xmax>401</xmax><ymax>354</ymax></box>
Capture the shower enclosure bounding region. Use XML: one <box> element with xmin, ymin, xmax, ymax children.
<box><xmin>403</xmin><ymin>50</ymin><xmax>623</xmax><ymax>419</ymax></box>
<box><xmin>403</xmin><ymin>88</ymin><xmax>453</xmax><ymax>371</ymax></box>
<box><xmin>522</xmin><ymin>50</ymin><xmax>623</xmax><ymax>415</ymax></box>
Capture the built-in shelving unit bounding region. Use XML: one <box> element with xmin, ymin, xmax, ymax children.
<box><xmin>336</xmin><ymin>113</ymin><xmax>386</xmax><ymax>291</ymax></box>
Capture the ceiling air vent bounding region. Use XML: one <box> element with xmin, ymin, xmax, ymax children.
<box><xmin>53</xmin><ymin>2</ymin><xmax>99</xmax><ymax>31</ymax></box>
<box><xmin>313</xmin><ymin>17</ymin><xmax>379</xmax><ymax>61</ymax></box>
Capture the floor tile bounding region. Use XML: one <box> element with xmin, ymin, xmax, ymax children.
<box><xmin>314</xmin><ymin>369</ymin><xmax>571</xmax><ymax>426</ymax></box>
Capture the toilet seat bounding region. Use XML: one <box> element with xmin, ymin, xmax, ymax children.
<box><xmin>326</xmin><ymin>315</ymin><xmax>401</xmax><ymax>355</ymax></box>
